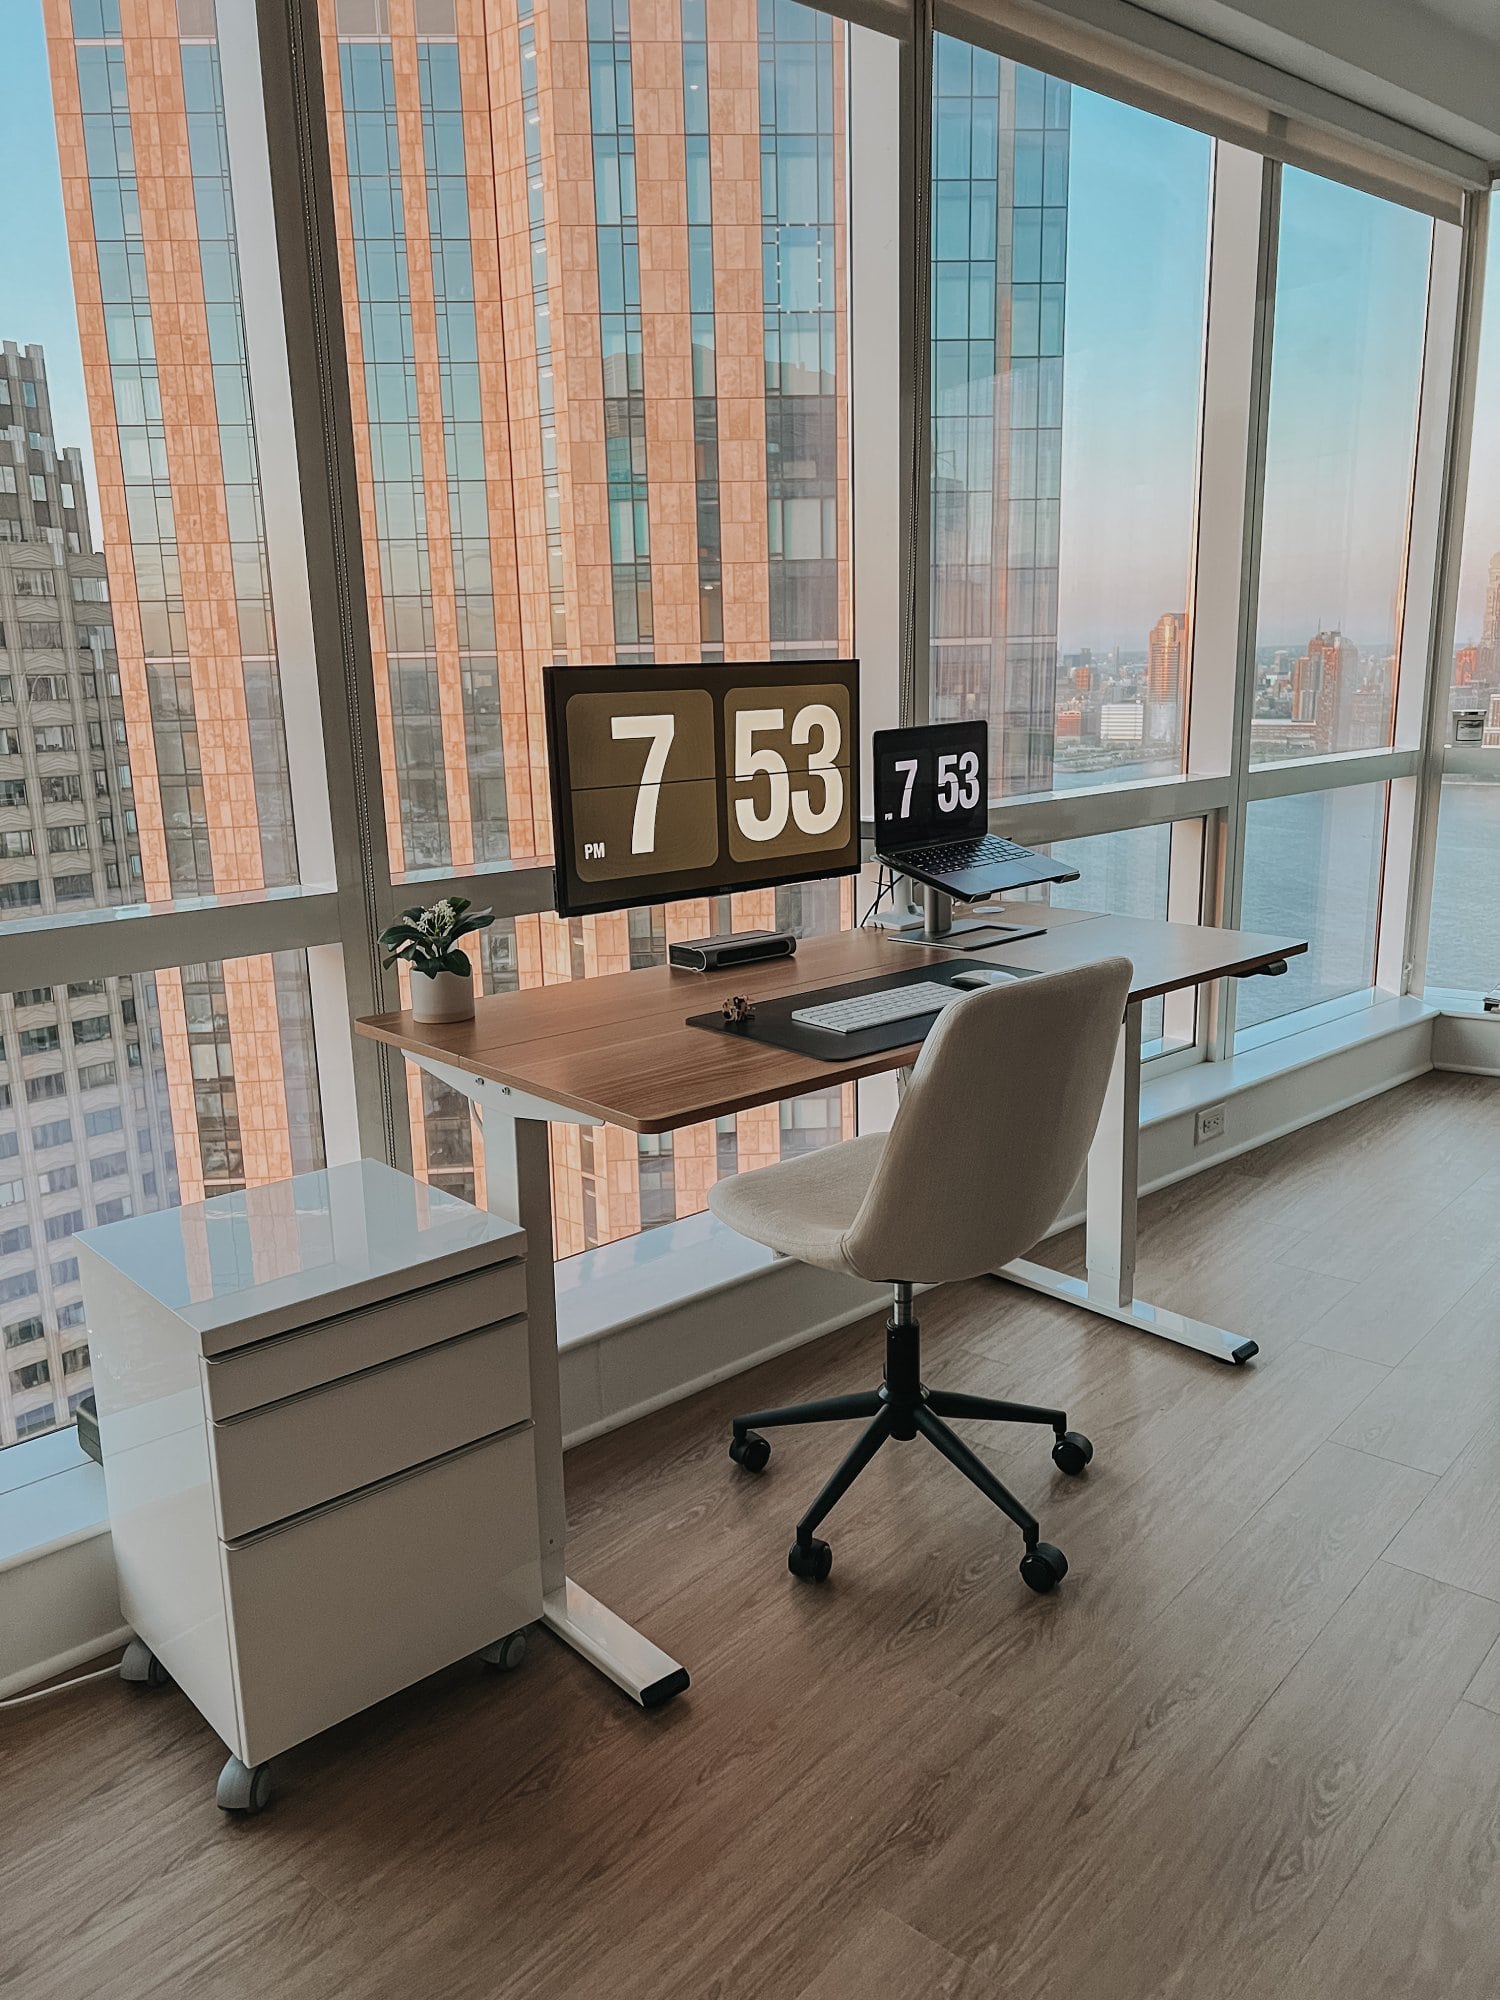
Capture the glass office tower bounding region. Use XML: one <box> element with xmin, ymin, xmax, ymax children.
<box><xmin>930</xmin><ymin>39</ymin><xmax>1070</xmax><ymax>798</ymax></box>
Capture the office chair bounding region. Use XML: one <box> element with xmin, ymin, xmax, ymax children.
<box><xmin>708</xmin><ymin>955</ymin><xmax>1134</xmax><ymax>1594</ymax></box>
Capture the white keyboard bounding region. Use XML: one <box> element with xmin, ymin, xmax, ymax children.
<box><xmin>791</xmin><ymin>982</ymin><xmax>966</xmax><ymax>1036</ymax></box>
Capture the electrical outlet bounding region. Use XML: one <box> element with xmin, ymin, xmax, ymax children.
<box><xmin>1195</xmin><ymin>1104</ymin><xmax>1227</xmax><ymax>1146</ymax></box>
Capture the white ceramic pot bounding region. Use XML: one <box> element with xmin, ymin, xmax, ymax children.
<box><xmin>410</xmin><ymin>960</ymin><xmax>474</xmax><ymax>1024</ymax></box>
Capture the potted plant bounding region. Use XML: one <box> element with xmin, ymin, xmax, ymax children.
<box><xmin>379</xmin><ymin>896</ymin><xmax>494</xmax><ymax>1024</ymax></box>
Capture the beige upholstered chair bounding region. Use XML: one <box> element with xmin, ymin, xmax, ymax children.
<box><xmin>709</xmin><ymin>954</ymin><xmax>1134</xmax><ymax>1594</ymax></box>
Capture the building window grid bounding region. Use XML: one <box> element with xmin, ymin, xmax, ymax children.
<box><xmin>516</xmin><ymin>7</ymin><xmax>568</xmax><ymax>657</ymax></box>
<box><xmin>759</xmin><ymin>0</ymin><xmax>842</xmax><ymax>659</ymax></box>
<box><xmin>338</xmin><ymin>32</ymin><xmax>452</xmax><ymax>870</ymax></box>
<box><xmin>682</xmin><ymin>0</ymin><xmax>723</xmax><ymax>656</ymax></box>
<box><xmin>180</xmin><ymin>33</ymin><xmax>299</xmax><ymax>890</ymax></box>
<box><xmin>418</xmin><ymin>33</ymin><xmax>510</xmax><ymax>865</ymax></box>
<box><xmin>588</xmin><ymin>0</ymin><xmax>654</xmax><ymax>653</ymax></box>
<box><xmin>74</xmin><ymin>31</ymin><xmax>218</xmax><ymax>900</ymax></box>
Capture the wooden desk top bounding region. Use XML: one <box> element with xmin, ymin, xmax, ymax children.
<box><xmin>357</xmin><ymin>905</ymin><xmax>1305</xmax><ymax>1136</ymax></box>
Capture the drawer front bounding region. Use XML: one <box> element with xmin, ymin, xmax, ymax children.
<box><xmin>223</xmin><ymin>1427</ymin><xmax>542</xmax><ymax>1768</ymax></box>
<box><xmin>203</xmin><ymin>1261</ymin><xmax>526</xmax><ymax>1420</ymax></box>
<box><xmin>209</xmin><ymin>1318</ymin><xmax>531</xmax><ymax>1541</ymax></box>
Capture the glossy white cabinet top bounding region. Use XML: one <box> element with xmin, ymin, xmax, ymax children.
<box><xmin>77</xmin><ymin>1159</ymin><xmax>524</xmax><ymax>1353</ymax></box>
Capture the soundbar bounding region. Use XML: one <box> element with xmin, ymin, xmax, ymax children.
<box><xmin>668</xmin><ymin>930</ymin><xmax>798</xmax><ymax>973</ymax></box>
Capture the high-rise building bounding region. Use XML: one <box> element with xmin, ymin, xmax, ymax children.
<box><xmin>1146</xmin><ymin>609</ymin><xmax>1186</xmax><ymax>741</ymax></box>
<box><xmin>1478</xmin><ymin>549</ymin><xmax>1500</xmax><ymax>682</ymax></box>
<box><xmin>1290</xmin><ymin>629</ymin><xmax>1367</xmax><ymax>752</ymax></box>
<box><xmin>929</xmin><ymin>40</ymin><xmax>1069</xmax><ymax>797</ymax></box>
<box><xmin>316</xmin><ymin>0</ymin><xmax>857</xmax><ymax>1249</ymax></box>
<box><xmin>0</xmin><ymin>340</ymin><xmax>163</xmax><ymax>1444</ymax></box>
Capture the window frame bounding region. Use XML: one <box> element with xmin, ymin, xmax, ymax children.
<box><xmin>0</xmin><ymin>0</ymin><xmax>1487</xmax><ymax>1304</ymax></box>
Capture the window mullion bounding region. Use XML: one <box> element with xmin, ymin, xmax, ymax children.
<box><xmin>1396</xmin><ymin>190</ymin><xmax>1491</xmax><ymax>1000</ymax></box>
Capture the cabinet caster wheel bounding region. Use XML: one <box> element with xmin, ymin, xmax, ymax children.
<box><xmin>480</xmin><ymin>1629</ymin><xmax>529</xmax><ymax>1673</ymax></box>
<box><xmin>120</xmin><ymin>1638</ymin><xmax>170</xmax><ymax>1688</ymax></box>
<box><xmin>1020</xmin><ymin>1542</ymin><xmax>1068</xmax><ymax>1594</ymax></box>
<box><xmin>1051</xmin><ymin>1430</ymin><xmax>1093</xmax><ymax>1477</ymax></box>
<box><xmin>730</xmin><ymin>1430</ymin><xmax>771</xmax><ymax>1473</ymax></box>
<box><xmin>787</xmin><ymin>1537</ymin><xmax>832</xmax><ymax>1582</ymax></box>
<box><xmin>216</xmin><ymin>1756</ymin><xmax>273</xmax><ymax>1815</ymax></box>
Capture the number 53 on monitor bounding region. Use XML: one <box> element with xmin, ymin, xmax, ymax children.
<box><xmin>543</xmin><ymin>662</ymin><xmax>860</xmax><ymax>919</ymax></box>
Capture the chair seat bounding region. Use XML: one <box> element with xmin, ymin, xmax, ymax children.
<box><xmin>707</xmin><ymin>1131</ymin><xmax>888</xmax><ymax>1278</ymax></box>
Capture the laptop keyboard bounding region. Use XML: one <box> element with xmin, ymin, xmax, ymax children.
<box><xmin>902</xmin><ymin>834</ymin><xmax>1038</xmax><ymax>871</ymax></box>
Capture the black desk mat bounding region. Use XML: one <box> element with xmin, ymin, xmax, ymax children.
<box><xmin>685</xmin><ymin>957</ymin><xmax>1039</xmax><ymax>1063</ymax></box>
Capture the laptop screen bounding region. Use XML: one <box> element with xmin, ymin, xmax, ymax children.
<box><xmin>873</xmin><ymin>722</ymin><xmax>988</xmax><ymax>851</ymax></box>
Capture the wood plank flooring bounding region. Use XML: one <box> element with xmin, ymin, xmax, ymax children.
<box><xmin>7</xmin><ymin>1069</ymin><xmax>1500</xmax><ymax>2000</ymax></box>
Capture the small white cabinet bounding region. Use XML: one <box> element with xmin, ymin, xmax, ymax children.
<box><xmin>78</xmin><ymin>1159</ymin><xmax>541</xmax><ymax>1815</ymax></box>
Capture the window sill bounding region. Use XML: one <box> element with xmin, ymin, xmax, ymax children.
<box><xmin>0</xmin><ymin>1426</ymin><xmax>109</xmax><ymax>1574</ymax></box>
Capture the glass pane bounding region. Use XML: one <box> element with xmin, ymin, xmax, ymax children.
<box><xmin>1014</xmin><ymin>820</ymin><xmax>1175</xmax><ymax>1043</ymax></box>
<box><xmin>1426</xmin><ymin>774</ymin><xmax>1500</xmax><ymax>994</ymax></box>
<box><xmin>929</xmin><ymin>44</ymin><xmax>1211</xmax><ymax>794</ymax></box>
<box><xmin>327</xmin><ymin>0</ymin><xmax>861</xmax><ymax>1250</ymax></box>
<box><xmin>0</xmin><ymin>951</ymin><xmax>324</xmax><ymax>1450</ymax></box>
<box><xmin>1251</xmin><ymin>171</ymin><xmax>1430</xmax><ymax>765</ymax></box>
<box><xmin>1446</xmin><ymin>205</ymin><xmax>1500</xmax><ymax>746</ymax></box>
<box><xmin>1238</xmin><ymin>784</ymin><xmax>1387</xmax><ymax>1035</ymax></box>
<box><xmin>0</xmin><ymin>3</ymin><xmax>303</xmax><ymax>925</ymax></box>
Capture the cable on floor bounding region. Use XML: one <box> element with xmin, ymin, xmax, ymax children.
<box><xmin>0</xmin><ymin>1658</ymin><xmax>122</xmax><ymax>1709</ymax></box>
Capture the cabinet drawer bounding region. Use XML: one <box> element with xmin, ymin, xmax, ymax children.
<box><xmin>222</xmin><ymin>1427</ymin><xmax>542</xmax><ymax>1768</ymax></box>
<box><xmin>208</xmin><ymin>1318</ymin><xmax>530</xmax><ymax>1541</ymax></box>
<box><xmin>203</xmin><ymin>1260</ymin><xmax>526</xmax><ymax>1420</ymax></box>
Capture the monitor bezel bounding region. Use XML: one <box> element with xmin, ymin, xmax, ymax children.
<box><xmin>544</xmin><ymin>659</ymin><xmax>861</xmax><ymax>921</ymax></box>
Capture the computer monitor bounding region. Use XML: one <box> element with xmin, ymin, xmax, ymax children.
<box><xmin>544</xmin><ymin>660</ymin><xmax>860</xmax><ymax>919</ymax></box>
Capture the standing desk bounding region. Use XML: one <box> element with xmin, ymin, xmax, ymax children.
<box><xmin>357</xmin><ymin>905</ymin><xmax>1303</xmax><ymax>1704</ymax></box>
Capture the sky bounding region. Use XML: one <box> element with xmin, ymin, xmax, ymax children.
<box><xmin>0</xmin><ymin>3</ymin><xmax>96</xmax><ymax>508</ymax></box>
<box><xmin>1055</xmin><ymin>89</ymin><xmax>1210</xmax><ymax>655</ymax></box>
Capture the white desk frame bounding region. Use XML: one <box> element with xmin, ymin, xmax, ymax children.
<box><xmin>999</xmin><ymin>999</ymin><xmax>1258</xmax><ymax>1366</ymax></box>
<box><xmin>406</xmin><ymin>1055</ymin><xmax>690</xmax><ymax>1708</ymax></box>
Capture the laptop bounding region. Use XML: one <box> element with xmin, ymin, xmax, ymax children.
<box><xmin>872</xmin><ymin>721</ymin><xmax>1080</xmax><ymax>900</ymax></box>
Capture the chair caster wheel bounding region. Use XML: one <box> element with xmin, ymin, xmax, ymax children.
<box><xmin>120</xmin><ymin>1638</ymin><xmax>170</xmax><ymax>1689</ymax></box>
<box><xmin>788</xmin><ymin>1537</ymin><xmax>832</xmax><ymax>1582</ymax></box>
<box><xmin>730</xmin><ymin>1430</ymin><xmax>771</xmax><ymax>1473</ymax></box>
<box><xmin>480</xmin><ymin>1629</ymin><xmax>528</xmax><ymax>1672</ymax></box>
<box><xmin>1020</xmin><ymin>1542</ymin><xmax>1068</xmax><ymax>1594</ymax></box>
<box><xmin>216</xmin><ymin>1756</ymin><xmax>273</xmax><ymax>1815</ymax></box>
<box><xmin>1052</xmin><ymin>1430</ymin><xmax>1093</xmax><ymax>1476</ymax></box>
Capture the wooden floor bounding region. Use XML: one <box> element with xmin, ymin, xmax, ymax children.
<box><xmin>9</xmin><ymin>1070</ymin><xmax>1500</xmax><ymax>2000</ymax></box>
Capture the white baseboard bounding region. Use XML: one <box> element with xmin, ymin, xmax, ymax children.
<box><xmin>1433</xmin><ymin>1008</ymin><xmax>1500</xmax><ymax>1075</ymax></box>
<box><xmin>0</xmin><ymin>1537</ymin><xmax>127</xmax><ymax>1701</ymax></box>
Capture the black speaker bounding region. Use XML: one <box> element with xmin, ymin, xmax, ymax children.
<box><xmin>668</xmin><ymin>930</ymin><xmax>798</xmax><ymax>972</ymax></box>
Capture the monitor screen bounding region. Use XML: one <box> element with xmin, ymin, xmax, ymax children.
<box><xmin>872</xmin><ymin>721</ymin><xmax>988</xmax><ymax>851</ymax></box>
<box><xmin>544</xmin><ymin>660</ymin><xmax>861</xmax><ymax>919</ymax></box>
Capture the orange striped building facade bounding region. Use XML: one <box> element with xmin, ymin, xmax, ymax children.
<box><xmin>39</xmin><ymin>0</ymin><xmax>855</xmax><ymax>1270</ymax></box>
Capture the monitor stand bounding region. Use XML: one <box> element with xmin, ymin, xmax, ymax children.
<box><xmin>888</xmin><ymin>884</ymin><xmax>1045</xmax><ymax>949</ymax></box>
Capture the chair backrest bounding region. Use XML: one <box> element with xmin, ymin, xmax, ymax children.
<box><xmin>839</xmin><ymin>955</ymin><xmax>1134</xmax><ymax>1285</ymax></box>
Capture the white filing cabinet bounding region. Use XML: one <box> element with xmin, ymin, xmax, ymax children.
<box><xmin>77</xmin><ymin>1159</ymin><xmax>542</xmax><ymax>1815</ymax></box>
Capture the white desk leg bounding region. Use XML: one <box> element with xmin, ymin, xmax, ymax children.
<box><xmin>487</xmin><ymin>1115</ymin><xmax>690</xmax><ymax>1707</ymax></box>
<box><xmin>1001</xmin><ymin>1002</ymin><xmax>1259</xmax><ymax>1366</ymax></box>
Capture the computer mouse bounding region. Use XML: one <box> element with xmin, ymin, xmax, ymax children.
<box><xmin>951</xmin><ymin>968</ymin><xmax>1021</xmax><ymax>989</ymax></box>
